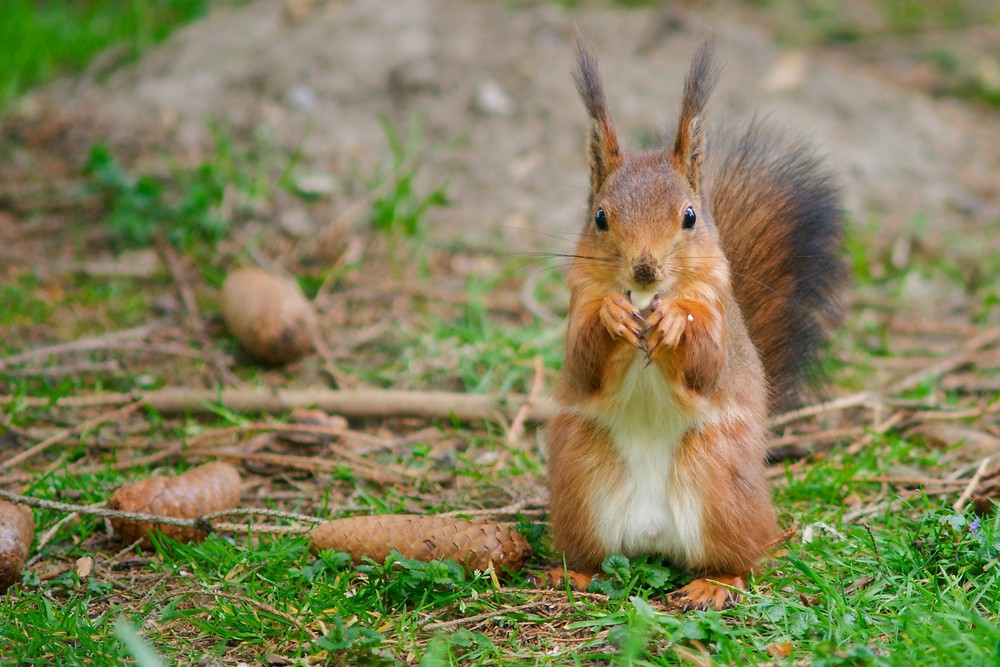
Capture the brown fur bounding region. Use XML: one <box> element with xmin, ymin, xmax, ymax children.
<box><xmin>546</xmin><ymin>37</ymin><xmax>843</xmax><ymax>611</ymax></box>
<box><xmin>547</xmin><ymin>413</ymin><xmax>614</xmax><ymax>570</ymax></box>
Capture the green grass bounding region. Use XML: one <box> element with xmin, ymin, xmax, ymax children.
<box><xmin>2</xmin><ymin>431</ymin><xmax>998</xmax><ymax>664</ymax></box>
<box><xmin>0</xmin><ymin>0</ymin><xmax>210</xmax><ymax>112</ymax></box>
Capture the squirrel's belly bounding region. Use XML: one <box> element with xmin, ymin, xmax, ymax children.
<box><xmin>589</xmin><ymin>357</ymin><xmax>706</xmax><ymax>565</ymax></box>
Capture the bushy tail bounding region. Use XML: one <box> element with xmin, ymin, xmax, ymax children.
<box><xmin>708</xmin><ymin>122</ymin><xmax>846</xmax><ymax>413</ymax></box>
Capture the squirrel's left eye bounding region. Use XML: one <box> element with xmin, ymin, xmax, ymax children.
<box><xmin>682</xmin><ymin>206</ymin><xmax>696</xmax><ymax>230</ymax></box>
<box><xmin>595</xmin><ymin>207</ymin><xmax>609</xmax><ymax>231</ymax></box>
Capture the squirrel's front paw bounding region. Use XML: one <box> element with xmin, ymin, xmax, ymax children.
<box><xmin>599</xmin><ymin>292</ymin><xmax>644</xmax><ymax>349</ymax></box>
<box><xmin>643</xmin><ymin>298</ymin><xmax>689</xmax><ymax>362</ymax></box>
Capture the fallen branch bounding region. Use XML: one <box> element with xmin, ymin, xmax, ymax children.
<box><xmin>1</xmin><ymin>387</ymin><xmax>558</xmax><ymax>424</ymax></box>
<box><xmin>3</xmin><ymin>326</ymin><xmax>995</xmax><ymax>437</ymax></box>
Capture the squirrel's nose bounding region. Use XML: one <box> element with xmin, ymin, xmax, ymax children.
<box><xmin>631</xmin><ymin>261</ymin><xmax>657</xmax><ymax>286</ymax></box>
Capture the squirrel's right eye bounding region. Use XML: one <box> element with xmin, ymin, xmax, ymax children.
<box><xmin>595</xmin><ymin>208</ymin><xmax>609</xmax><ymax>231</ymax></box>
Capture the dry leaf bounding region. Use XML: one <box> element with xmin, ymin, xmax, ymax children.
<box><xmin>75</xmin><ymin>556</ymin><xmax>94</xmax><ymax>579</ymax></box>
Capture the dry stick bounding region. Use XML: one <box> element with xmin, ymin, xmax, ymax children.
<box><xmin>953</xmin><ymin>456</ymin><xmax>994</xmax><ymax>512</ymax></box>
<box><xmin>519</xmin><ymin>271</ymin><xmax>560</xmax><ymax>325</ymax></box>
<box><xmin>855</xmin><ymin>476</ymin><xmax>968</xmax><ymax>487</ymax></box>
<box><xmin>0</xmin><ymin>444</ymin><xmax>184</xmax><ymax>487</ymax></box>
<box><xmin>30</xmin><ymin>507</ymin><xmax>91</xmax><ymax>561</ymax></box>
<box><xmin>190</xmin><ymin>588</ymin><xmax>315</xmax><ymax>638</ymax></box>
<box><xmin>423</xmin><ymin>600</ymin><xmax>552</xmax><ymax>631</ymax></box>
<box><xmin>159</xmin><ymin>242</ymin><xmax>242</xmax><ymax>388</ymax></box>
<box><xmin>159</xmin><ymin>242</ymin><xmax>205</xmax><ymax>340</ymax></box>
<box><xmin>5</xmin><ymin>360</ymin><xmax>123</xmax><ymax>378</ymax></box>
<box><xmin>179</xmin><ymin>422</ymin><xmax>408</xmax><ymax>482</ymax></box>
<box><xmin>0</xmin><ymin>387</ymin><xmax>554</xmax><ymax>423</ymax></box>
<box><xmin>181</xmin><ymin>420</ymin><xmax>389</xmax><ymax>449</ymax></box>
<box><xmin>1</xmin><ymin>399</ymin><xmax>145</xmax><ymax>471</ymax></box>
<box><xmin>0</xmin><ymin>325</ymin><xmax>156</xmax><ymax>370</ymax></box>
<box><xmin>507</xmin><ymin>355</ymin><xmax>546</xmax><ymax>449</ymax></box>
<box><xmin>769</xmin><ymin>326</ymin><xmax>1000</xmax><ymax>429</ymax></box>
<box><xmin>845</xmin><ymin>411</ymin><xmax>906</xmax><ymax>456</ymax></box>
<box><xmin>192</xmin><ymin>448</ymin><xmax>414</xmax><ymax>485</ymax></box>
<box><xmin>138</xmin><ymin>386</ymin><xmax>558</xmax><ymax>423</ymax></box>
<box><xmin>0</xmin><ymin>489</ymin><xmax>315</xmax><ymax>535</ymax></box>
<box><xmin>0</xmin><ymin>420</ymin><xmax>395</xmax><ymax>486</ymax></box>
<box><xmin>313</xmin><ymin>336</ymin><xmax>360</xmax><ymax>390</ymax></box>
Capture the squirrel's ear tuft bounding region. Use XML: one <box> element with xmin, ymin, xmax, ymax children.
<box><xmin>673</xmin><ymin>39</ymin><xmax>718</xmax><ymax>194</ymax></box>
<box><xmin>574</xmin><ymin>36</ymin><xmax>621</xmax><ymax>198</ymax></box>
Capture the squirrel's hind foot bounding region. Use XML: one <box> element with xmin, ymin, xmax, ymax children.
<box><xmin>668</xmin><ymin>575</ymin><xmax>746</xmax><ymax>611</ymax></box>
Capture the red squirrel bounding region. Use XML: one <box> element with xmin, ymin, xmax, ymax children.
<box><xmin>546</xmin><ymin>38</ymin><xmax>845</xmax><ymax>611</ymax></box>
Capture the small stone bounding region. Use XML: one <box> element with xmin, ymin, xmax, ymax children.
<box><xmin>279</xmin><ymin>207</ymin><xmax>313</xmax><ymax>237</ymax></box>
<box><xmin>473</xmin><ymin>80</ymin><xmax>515</xmax><ymax>116</ymax></box>
<box><xmin>286</xmin><ymin>85</ymin><xmax>317</xmax><ymax>111</ymax></box>
<box><xmin>293</xmin><ymin>172</ymin><xmax>336</xmax><ymax>197</ymax></box>
<box><xmin>761</xmin><ymin>51</ymin><xmax>807</xmax><ymax>94</ymax></box>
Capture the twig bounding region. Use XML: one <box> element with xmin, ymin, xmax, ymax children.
<box><xmin>768</xmin><ymin>391</ymin><xmax>877</xmax><ymax>429</ymax></box>
<box><xmin>507</xmin><ymin>356</ymin><xmax>546</xmax><ymax>449</ymax></box>
<box><xmin>423</xmin><ymin>600</ymin><xmax>551</xmax><ymax>631</ymax></box>
<box><xmin>0</xmin><ymin>444</ymin><xmax>184</xmax><ymax>487</ymax></box>
<box><xmin>0</xmin><ymin>489</ymin><xmax>314</xmax><ymax>535</ymax></box>
<box><xmin>158</xmin><ymin>242</ymin><xmax>241</xmax><ymax>387</ymax></box>
<box><xmin>134</xmin><ymin>386</ymin><xmax>556</xmax><ymax>423</ymax></box>
<box><xmin>0</xmin><ymin>325</ymin><xmax>156</xmax><ymax>370</ymax></box>
<box><xmin>1</xmin><ymin>399</ymin><xmax>145</xmax><ymax>471</ymax></box>
<box><xmin>888</xmin><ymin>327</ymin><xmax>1000</xmax><ymax>395</ymax></box>
<box><xmin>845</xmin><ymin>411</ymin><xmax>905</xmax><ymax>455</ymax></box>
<box><xmin>842</xmin><ymin>497</ymin><xmax>905</xmax><ymax>523</ymax></box>
<box><xmin>519</xmin><ymin>272</ymin><xmax>559</xmax><ymax>325</ymax></box>
<box><xmin>3</xmin><ymin>360</ymin><xmax>123</xmax><ymax>378</ymax></box>
<box><xmin>953</xmin><ymin>457</ymin><xmax>993</xmax><ymax>512</ymax></box>
<box><xmin>189</xmin><ymin>588</ymin><xmax>316</xmax><ymax>638</ymax></box>
<box><xmin>159</xmin><ymin>243</ymin><xmax>205</xmax><ymax>340</ymax></box>
<box><xmin>857</xmin><ymin>476</ymin><xmax>967</xmax><ymax>487</ymax></box>
<box><xmin>770</xmin><ymin>326</ymin><xmax>1000</xmax><ymax>429</ymax></box>
<box><xmin>192</xmin><ymin>448</ymin><xmax>423</xmax><ymax>485</ymax></box>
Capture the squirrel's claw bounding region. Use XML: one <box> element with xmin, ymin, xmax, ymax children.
<box><xmin>668</xmin><ymin>576</ymin><xmax>745</xmax><ymax>612</ymax></box>
<box><xmin>600</xmin><ymin>293</ymin><xmax>646</xmax><ymax>349</ymax></box>
<box><xmin>643</xmin><ymin>299</ymin><xmax>687</xmax><ymax>363</ymax></box>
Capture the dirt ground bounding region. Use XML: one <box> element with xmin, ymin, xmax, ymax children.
<box><xmin>16</xmin><ymin>0</ymin><xmax>1000</xmax><ymax>254</ymax></box>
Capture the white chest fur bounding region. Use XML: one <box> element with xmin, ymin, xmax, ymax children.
<box><xmin>588</xmin><ymin>356</ymin><xmax>705</xmax><ymax>567</ymax></box>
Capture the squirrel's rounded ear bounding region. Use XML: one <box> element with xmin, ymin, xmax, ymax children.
<box><xmin>575</xmin><ymin>39</ymin><xmax>622</xmax><ymax>198</ymax></box>
<box><xmin>672</xmin><ymin>40</ymin><xmax>718</xmax><ymax>193</ymax></box>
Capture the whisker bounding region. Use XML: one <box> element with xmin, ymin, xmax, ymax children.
<box><xmin>503</xmin><ymin>226</ymin><xmax>583</xmax><ymax>245</ymax></box>
<box><xmin>526</xmin><ymin>263</ymin><xmax>573</xmax><ymax>279</ymax></box>
<box><xmin>515</xmin><ymin>251</ymin><xmax>617</xmax><ymax>263</ymax></box>
<box><xmin>664</xmin><ymin>261</ymin><xmax>777</xmax><ymax>294</ymax></box>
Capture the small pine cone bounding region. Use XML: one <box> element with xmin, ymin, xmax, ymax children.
<box><xmin>109</xmin><ymin>461</ymin><xmax>242</xmax><ymax>546</ymax></box>
<box><xmin>309</xmin><ymin>514</ymin><xmax>531</xmax><ymax>574</ymax></box>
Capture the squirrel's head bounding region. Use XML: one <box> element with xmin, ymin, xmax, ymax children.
<box><xmin>572</xmin><ymin>37</ymin><xmax>725</xmax><ymax>308</ymax></box>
